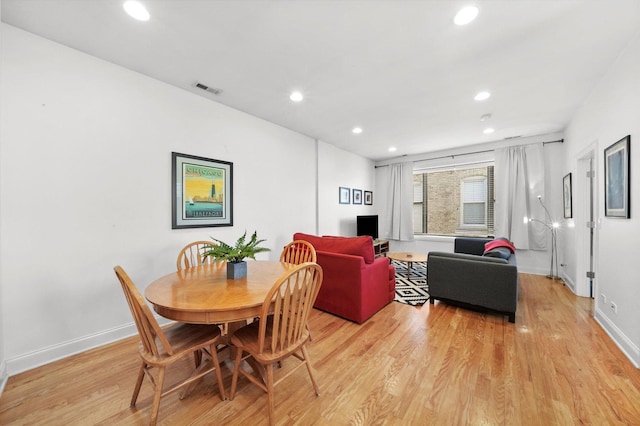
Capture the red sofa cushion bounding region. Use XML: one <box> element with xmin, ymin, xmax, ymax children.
<box><xmin>293</xmin><ymin>232</ymin><xmax>375</xmax><ymax>264</ymax></box>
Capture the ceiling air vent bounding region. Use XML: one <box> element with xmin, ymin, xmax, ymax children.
<box><xmin>504</xmin><ymin>135</ymin><xmax>522</xmax><ymax>140</ymax></box>
<box><xmin>194</xmin><ymin>82</ymin><xmax>222</xmax><ymax>95</ymax></box>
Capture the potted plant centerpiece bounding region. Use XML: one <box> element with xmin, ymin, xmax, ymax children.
<box><xmin>203</xmin><ymin>231</ymin><xmax>271</xmax><ymax>279</ymax></box>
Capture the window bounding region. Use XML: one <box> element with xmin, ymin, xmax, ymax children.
<box><xmin>413</xmin><ymin>164</ymin><xmax>494</xmax><ymax>236</ymax></box>
<box><xmin>461</xmin><ymin>176</ymin><xmax>487</xmax><ymax>226</ymax></box>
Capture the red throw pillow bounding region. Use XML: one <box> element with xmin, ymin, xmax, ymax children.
<box><xmin>484</xmin><ymin>238</ymin><xmax>516</xmax><ymax>254</ymax></box>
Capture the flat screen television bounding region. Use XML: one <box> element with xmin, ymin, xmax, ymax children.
<box><xmin>356</xmin><ymin>215</ymin><xmax>378</xmax><ymax>240</ymax></box>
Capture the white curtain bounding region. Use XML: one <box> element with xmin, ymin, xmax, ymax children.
<box><xmin>385</xmin><ymin>162</ymin><xmax>414</xmax><ymax>241</ymax></box>
<box><xmin>494</xmin><ymin>144</ymin><xmax>546</xmax><ymax>250</ymax></box>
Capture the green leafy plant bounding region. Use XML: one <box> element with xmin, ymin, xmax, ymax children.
<box><xmin>203</xmin><ymin>230</ymin><xmax>270</xmax><ymax>263</ymax></box>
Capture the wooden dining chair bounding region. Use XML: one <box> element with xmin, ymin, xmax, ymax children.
<box><xmin>279</xmin><ymin>240</ymin><xmax>317</xmax><ymax>265</ymax></box>
<box><xmin>114</xmin><ymin>266</ymin><xmax>226</xmax><ymax>426</ymax></box>
<box><xmin>279</xmin><ymin>240</ymin><xmax>318</xmax><ymax>340</ymax></box>
<box><xmin>176</xmin><ymin>240</ymin><xmax>216</xmax><ymax>271</ymax></box>
<box><xmin>229</xmin><ymin>262</ymin><xmax>323</xmax><ymax>426</ymax></box>
<box><xmin>177</xmin><ymin>241</ymin><xmax>232</xmax><ymax>336</ymax></box>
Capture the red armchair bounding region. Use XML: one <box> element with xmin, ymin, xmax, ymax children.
<box><xmin>293</xmin><ymin>233</ymin><xmax>396</xmax><ymax>323</ymax></box>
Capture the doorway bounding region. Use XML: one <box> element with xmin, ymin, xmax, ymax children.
<box><xmin>576</xmin><ymin>146</ymin><xmax>597</xmax><ymax>300</ymax></box>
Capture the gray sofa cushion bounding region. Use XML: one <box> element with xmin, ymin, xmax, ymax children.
<box><xmin>432</xmin><ymin>250</ymin><xmax>508</xmax><ymax>264</ymax></box>
<box><xmin>454</xmin><ymin>237</ymin><xmax>491</xmax><ymax>256</ymax></box>
<box><xmin>483</xmin><ymin>247</ymin><xmax>512</xmax><ymax>259</ymax></box>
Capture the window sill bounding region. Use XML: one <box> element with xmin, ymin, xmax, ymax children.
<box><xmin>412</xmin><ymin>234</ymin><xmax>455</xmax><ymax>243</ymax></box>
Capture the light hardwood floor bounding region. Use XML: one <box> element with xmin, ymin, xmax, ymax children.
<box><xmin>2</xmin><ymin>273</ymin><xmax>640</xmax><ymax>425</ymax></box>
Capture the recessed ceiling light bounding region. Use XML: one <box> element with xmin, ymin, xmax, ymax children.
<box><xmin>289</xmin><ymin>91</ymin><xmax>304</xmax><ymax>102</ymax></box>
<box><xmin>388</xmin><ymin>147</ymin><xmax>397</xmax><ymax>152</ymax></box>
<box><xmin>474</xmin><ymin>91</ymin><xmax>491</xmax><ymax>101</ymax></box>
<box><xmin>352</xmin><ymin>127</ymin><xmax>363</xmax><ymax>134</ymax></box>
<box><xmin>123</xmin><ymin>1</ymin><xmax>150</xmax><ymax>21</ymax></box>
<box><xmin>483</xmin><ymin>128</ymin><xmax>495</xmax><ymax>134</ymax></box>
<box><xmin>454</xmin><ymin>5</ymin><xmax>479</xmax><ymax>26</ymax></box>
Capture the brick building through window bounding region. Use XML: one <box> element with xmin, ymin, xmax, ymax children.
<box><xmin>413</xmin><ymin>165</ymin><xmax>495</xmax><ymax>236</ymax></box>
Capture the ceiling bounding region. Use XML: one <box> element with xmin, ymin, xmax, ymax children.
<box><xmin>3</xmin><ymin>1</ymin><xmax>640</xmax><ymax>161</ymax></box>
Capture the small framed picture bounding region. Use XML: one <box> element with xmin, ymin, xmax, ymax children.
<box><xmin>353</xmin><ymin>189</ymin><xmax>362</xmax><ymax>205</ymax></box>
<box><xmin>604</xmin><ymin>135</ymin><xmax>630</xmax><ymax>218</ymax></box>
<box><xmin>339</xmin><ymin>187</ymin><xmax>350</xmax><ymax>204</ymax></box>
<box><xmin>563</xmin><ymin>173</ymin><xmax>572</xmax><ymax>218</ymax></box>
<box><xmin>364</xmin><ymin>191</ymin><xmax>373</xmax><ymax>205</ymax></box>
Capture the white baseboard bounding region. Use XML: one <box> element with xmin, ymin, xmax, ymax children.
<box><xmin>518</xmin><ymin>266</ymin><xmax>549</xmax><ymax>276</ymax></box>
<box><xmin>595</xmin><ymin>308</ymin><xmax>640</xmax><ymax>368</ymax></box>
<box><xmin>560</xmin><ymin>272</ymin><xmax>576</xmax><ymax>294</ymax></box>
<box><xmin>0</xmin><ymin>360</ymin><xmax>8</xmax><ymax>397</ymax></box>
<box><xmin>6</xmin><ymin>323</ymin><xmax>137</xmax><ymax>376</ymax></box>
<box><xmin>518</xmin><ymin>269</ymin><xmax>571</xmax><ymax>288</ymax></box>
<box><xmin>5</xmin><ymin>316</ymin><xmax>174</xmax><ymax>377</ymax></box>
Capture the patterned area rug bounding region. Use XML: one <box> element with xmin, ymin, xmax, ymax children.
<box><xmin>391</xmin><ymin>260</ymin><xmax>429</xmax><ymax>306</ymax></box>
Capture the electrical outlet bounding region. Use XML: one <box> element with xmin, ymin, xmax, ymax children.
<box><xmin>610</xmin><ymin>301</ymin><xmax>617</xmax><ymax>314</ymax></box>
<box><xmin>601</xmin><ymin>293</ymin><xmax>606</xmax><ymax>304</ymax></box>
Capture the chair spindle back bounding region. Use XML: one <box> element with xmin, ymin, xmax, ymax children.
<box><xmin>279</xmin><ymin>240</ymin><xmax>317</xmax><ymax>265</ymax></box>
<box><xmin>258</xmin><ymin>262</ymin><xmax>322</xmax><ymax>354</ymax></box>
<box><xmin>176</xmin><ymin>241</ymin><xmax>216</xmax><ymax>271</ymax></box>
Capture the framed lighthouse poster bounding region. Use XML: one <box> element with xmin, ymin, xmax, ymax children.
<box><xmin>172</xmin><ymin>152</ymin><xmax>233</xmax><ymax>229</ymax></box>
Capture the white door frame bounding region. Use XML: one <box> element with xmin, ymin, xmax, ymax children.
<box><xmin>575</xmin><ymin>142</ymin><xmax>598</xmax><ymax>299</ymax></box>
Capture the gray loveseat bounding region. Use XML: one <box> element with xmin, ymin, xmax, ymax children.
<box><xmin>427</xmin><ymin>237</ymin><xmax>518</xmax><ymax>322</ymax></box>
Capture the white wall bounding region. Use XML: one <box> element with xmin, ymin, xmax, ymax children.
<box><xmin>317</xmin><ymin>141</ymin><xmax>376</xmax><ymax>236</ymax></box>
<box><xmin>0</xmin><ymin>24</ymin><xmax>330</xmax><ymax>374</ymax></box>
<box><xmin>374</xmin><ymin>134</ymin><xmax>566</xmax><ymax>276</ymax></box>
<box><xmin>562</xmin><ymin>29</ymin><xmax>640</xmax><ymax>367</ymax></box>
<box><xmin>3</xmin><ymin>17</ymin><xmax>637</xmax><ymax>378</ymax></box>
<box><xmin>0</xmin><ymin>0</ymin><xmax>8</xmax><ymax>394</ymax></box>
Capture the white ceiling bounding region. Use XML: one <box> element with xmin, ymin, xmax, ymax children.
<box><xmin>3</xmin><ymin>0</ymin><xmax>640</xmax><ymax>161</ymax></box>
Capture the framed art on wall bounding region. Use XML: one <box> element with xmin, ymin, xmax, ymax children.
<box><xmin>364</xmin><ymin>191</ymin><xmax>373</xmax><ymax>205</ymax></box>
<box><xmin>604</xmin><ymin>135</ymin><xmax>630</xmax><ymax>218</ymax></box>
<box><xmin>563</xmin><ymin>173</ymin><xmax>572</xmax><ymax>218</ymax></box>
<box><xmin>172</xmin><ymin>152</ymin><xmax>233</xmax><ymax>228</ymax></box>
<box><xmin>339</xmin><ymin>186</ymin><xmax>350</xmax><ymax>204</ymax></box>
<box><xmin>353</xmin><ymin>189</ymin><xmax>362</xmax><ymax>205</ymax></box>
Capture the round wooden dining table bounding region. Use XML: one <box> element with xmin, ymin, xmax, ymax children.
<box><xmin>145</xmin><ymin>261</ymin><xmax>295</xmax><ymax>324</ymax></box>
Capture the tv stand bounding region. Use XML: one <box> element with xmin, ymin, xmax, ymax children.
<box><xmin>374</xmin><ymin>239</ymin><xmax>389</xmax><ymax>257</ymax></box>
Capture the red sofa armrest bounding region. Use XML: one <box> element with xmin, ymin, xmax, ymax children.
<box><xmin>314</xmin><ymin>251</ymin><xmax>394</xmax><ymax>323</ymax></box>
<box><xmin>360</xmin><ymin>257</ymin><xmax>396</xmax><ymax>320</ymax></box>
<box><xmin>313</xmin><ymin>251</ymin><xmax>364</xmax><ymax>319</ymax></box>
